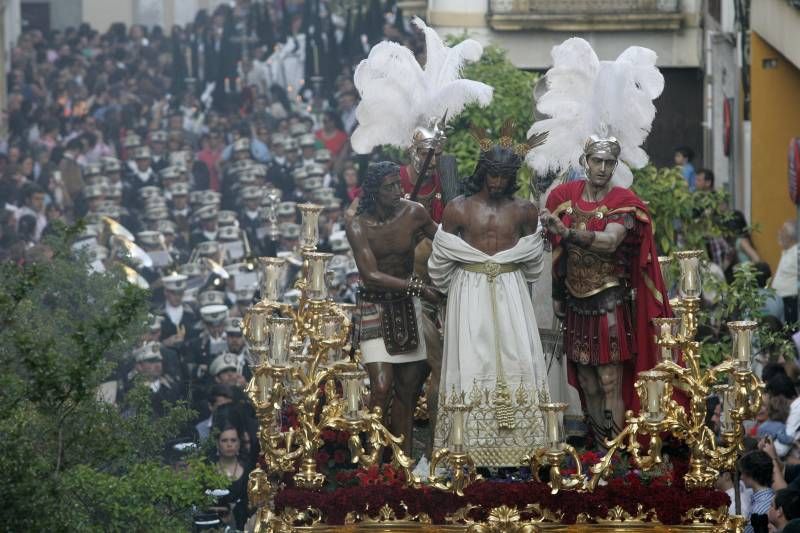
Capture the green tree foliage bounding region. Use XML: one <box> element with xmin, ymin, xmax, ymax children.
<box><xmin>445</xmin><ymin>42</ymin><xmax>538</xmax><ymax>181</ymax></box>
<box><xmin>0</xmin><ymin>224</ymin><xmax>223</xmax><ymax>531</ymax></box>
<box><xmin>631</xmin><ymin>165</ymin><xmax>732</xmax><ymax>256</ymax></box>
<box><xmin>698</xmin><ymin>263</ymin><xmax>795</xmax><ymax>367</ymax></box>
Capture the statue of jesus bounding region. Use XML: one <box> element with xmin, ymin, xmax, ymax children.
<box><xmin>428</xmin><ymin>125</ymin><xmax>550</xmax><ymax>467</ymax></box>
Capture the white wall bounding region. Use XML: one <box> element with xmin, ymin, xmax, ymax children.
<box><xmin>751</xmin><ymin>0</ymin><xmax>800</xmax><ymax>70</ymax></box>
<box><xmin>82</xmin><ymin>0</ymin><xmax>134</xmax><ymax>33</ymax></box>
<box><xmin>428</xmin><ymin>0</ymin><xmax>704</xmax><ymax>69</ymax></box>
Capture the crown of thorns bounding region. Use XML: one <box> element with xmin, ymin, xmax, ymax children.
<box><xmin>470</xmin><ymin>119</ymin><xmax>548</xmax><ymax>157</ymax></box>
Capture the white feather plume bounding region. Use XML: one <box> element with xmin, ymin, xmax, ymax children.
<box><xmin>526</xmin><ymin>38</ymin><xmax>664</xmax><ymax>188</ymax></box>
<box><xmin>351</xmin><ymin>18</ymin><xmax>493</xmax><ymax>154</ymax></box>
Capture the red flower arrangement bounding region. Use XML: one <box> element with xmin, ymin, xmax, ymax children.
<box><xmin>275</xmin><ymin>477</ymin><xmax>729</xmax><ymax>526</ymax></box>
<box><xmin>313</xmin><ymin>429</ymin><xmax>356</xmax><ymax>480</ymax></box>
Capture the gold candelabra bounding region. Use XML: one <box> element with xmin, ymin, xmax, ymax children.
<box><xmin>524</xmin><ymin>249</ymin><xmax>763</xmax><ymax>493</ymax></box>
<box><xmin>428</xmin><ymin>389</ymin><xmax>481</xmax><ymax>496</ymax></box>
<box><xmin>243</xmin><ymin>203</ymin><xmax>419</xmax><ymax>518</ymax></box>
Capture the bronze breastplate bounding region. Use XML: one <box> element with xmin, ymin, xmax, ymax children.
<box><xmin>565</xmin><ymin>204</ymin><xmax>619</xmax><ymax>298</ymax></box>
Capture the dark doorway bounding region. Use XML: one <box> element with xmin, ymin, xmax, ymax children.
<box><xmin>22</xmin><ymin>2</ymin><xmax>51</xmax><ymax>34</ymax></box>
<box><xmin>645</xmin><ymin>68</ymin><xmax>705</xmax><ymax>168</ymax></box>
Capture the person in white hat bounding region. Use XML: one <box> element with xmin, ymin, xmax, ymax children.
<box><xmin>122</xmin><ymin>341</ymin><xmax>181</xmax><ymax>417</ymax></box>
<box><xmin>187</xmin><ymin>302</ymin><xmax>229</xmax><ymax>372</ymax></box>
<box><xmin>189</xmin><ymin>204</ymin><xmax>219</xmax><ymax>249</ymax></box>
<box><xmin>299</xmin><ymin>133</ymin><xmax>318</xmax><ymax>168</ymax></box>
<box><xmin>209</xmin><ymin>352</ymin><xmax>246</xmax><ymax>388</ymax></box>
<box><xmin>160</xmin><ymin>272</ymin><xmax>197</xmax><ymax>348</ymax></box>
<box><xmin>222</xmin><ymin>318</ymin><xmax>250</xmax><ymax>380</ymax></box>
<box><xmin>123</xmin><ymin>145</ymin><xmax>157</xmax><ymax>209</ymax></box>
<box><xmin>148</xmin><ymin>130</ymin><xmax>169</xmax><ymax>173</ymax></box>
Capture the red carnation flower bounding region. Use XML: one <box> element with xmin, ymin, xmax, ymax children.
<box><xmin>316</xmin><ymin>451</ymin><xmax>330</xmax><ymax>465</ymax></box>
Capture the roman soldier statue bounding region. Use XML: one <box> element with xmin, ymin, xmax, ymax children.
<box><xmin>530</xmin><ymin>37</ymin><xmax>672</xmax><ymax>440</ymax></box>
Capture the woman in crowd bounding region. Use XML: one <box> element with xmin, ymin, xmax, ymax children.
<box><xmin>210</xmin><ymin>417</ymin><xmax>251</xmax><ymax>531</ymax></box>
<box><xmin>315</xmin><ymin>110</ymin><xmax>348</xmax><ymax>158</ymax></box>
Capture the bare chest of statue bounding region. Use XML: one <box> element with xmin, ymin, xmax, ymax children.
<box><xmin>460</xmin><ymin>198</ymin><xmax>523</xmax><ymax>256</ymax></box>
<box><xmin>363</xmin><ymin>211</ymin><xmax>417</xmax><ymax>278</ymax></box>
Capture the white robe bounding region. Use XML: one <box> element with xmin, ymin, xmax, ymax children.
<box><xmin>428</xmin><ymin>228</ymin><xmax>549</xmax><ymax>467</ymax></box>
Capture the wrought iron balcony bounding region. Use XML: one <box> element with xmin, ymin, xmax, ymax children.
<box><xmin>488</xmin><ymin>0</ymin><xmax>684</xmax><ymax>31</ymax></box>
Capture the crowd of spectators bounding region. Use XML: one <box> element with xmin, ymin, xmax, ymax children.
<box><xmin>0</xmin><ymin>1</ymin><xmax>420</xmax><ymax>529</ymax></box>
<box><xmin>3</xmin><ymin>2</ymin><xmax>800</xmax><ymax>530</ymax></box>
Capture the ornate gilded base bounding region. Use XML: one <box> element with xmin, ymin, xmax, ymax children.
<box><xmin>290</xmin><ymin>526</ymin><xmax>729</xmax><ymax>532</ymax></box>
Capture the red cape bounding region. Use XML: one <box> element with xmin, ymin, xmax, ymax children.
<box><xmin>546</xmin><ymin>180</ymin><xmax>674</xmax><ymax>414</ymax></box>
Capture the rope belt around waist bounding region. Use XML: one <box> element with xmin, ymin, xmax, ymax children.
<box><xmin>460</xmin><ymin>261</ymin><xmax>520</xmax><ymax>429</ymax></box>
<box><xmin>461</xmin><ymin>261</ymin><xmax>520</xmax><ymax>281</ymax></box>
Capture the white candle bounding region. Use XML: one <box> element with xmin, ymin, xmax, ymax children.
<box><xmin>309</xmin><ymin>258</ymin><xmax>326</xmax><ymax>294</ymax></box>
<box><xmin>545</xmin><ymin>410</ymin><xmax>560</xmax><ymax>447</ymax></box>
<box><xmin>659</xmin><ymin>321</ymin><xmax>672</xmax><ymax>361</ymax></box>
<box><xmin>736</xmin><ymin>328</ymin><xmax>751</xmax><ymax>365</ymax></box>
<box><xmin>269</xmin><ymin>318</ymin><xmax>292</xmax><ymax>365</ymax></box>
<box><xmin>298</xmin><ymin>203</ymin><xmax>322</xmax><ymax>250</ymax></box>
<box><xmin>646</xmin><ymin>379</ymin><xmax>662</xmax><ymax>418</ymax></box>
<box><xmin>224</xmin><ymin>77</ymin><xmax>231</xmax><ymax>93</ymax></box>
<box><xmin>258</xmin><ymin>257</ymin><xmax>286</xmax><ymax>302</ymax></box>
<box><xmin>451</xmin><ymin>410</ymin><xmax>464</xmax><ymax>450</ymax></box>
<box><xmin>676</xmin><ymin>251</ymin><xmax>703</xmax><ymax>298</ymax></box>
<box><xmin>257</xmin><ymin>373</ymin><xmax>271</xmax><ymax>403</ymax></box>
<box><xmin>346</xmin><ymin>378</ymin><xmax>360</xmax><ymax>415</ymax></box>
<box><xmin>245</xmin><ymin>310</ymin><xmax>269</xmax><ymax>350</ymax></box>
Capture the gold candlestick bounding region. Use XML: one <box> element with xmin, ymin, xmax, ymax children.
<box><xmin>429</xmin><ymin>389</ymin><xmax>479</xmax><ymax>496</ymax></box>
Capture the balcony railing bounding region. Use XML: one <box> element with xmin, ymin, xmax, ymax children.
<box><xmin>488</xmin><ymin>0</ymin><xmax>683</xmax><ymax>31</ymax></box>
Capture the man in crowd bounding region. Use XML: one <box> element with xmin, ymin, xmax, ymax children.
<box><xmin>769</xmin><ymin>489</ymin><xmax>800</xmax><ymax>533</ymax></box>
<box><xmin>739</xmin><ymin>450</ymin><xmax>776</xmax><ymax>533</ymax></box>
<box><xmin>695</xmin><ymin>167</ymin><xmax>715</xmax><ymax>191</ymax></box>
<box><xmin>675</xmin><ymin>145</ymin><xmax>697</xmax><ymax>191</ymax></box>
<box><xmin>772</xmin><ymin>220</ymin><xmax>798</xmax><ymax>324</ymax></box>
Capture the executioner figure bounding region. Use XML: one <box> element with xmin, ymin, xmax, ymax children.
<box><xmin>346</xmin><ymin>162</ymin><xmax>440</xmax><ymax>456</ymax></box>
<box><xmin>429</xmin><ymin>123</ymin><xmax>550</xmax><ymax>467</ymax></box>
<box><xmin>540</xmin><ymin>136</ymin><xmax>670</xmax><ymax>438</ymax></box>
<box><xmin>349</xmin><ymin>17</ymin><xmax>493</xmax><ymax>447</ymax></box>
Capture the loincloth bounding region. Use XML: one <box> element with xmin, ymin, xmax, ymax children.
<box><xmin>357</xmin><ymin>287</ymin><xmax>420</xmax><ymax>355</ymax></box>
